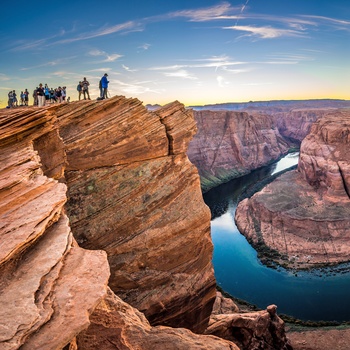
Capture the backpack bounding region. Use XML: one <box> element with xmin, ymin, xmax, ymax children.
<box><xmin>77</xmin><ymin>84</ymin><xmax>81</xmax><ymax>91</ymax></box>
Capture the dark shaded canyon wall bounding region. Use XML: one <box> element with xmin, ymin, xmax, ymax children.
<box><xmin>235</xmin><ymin>110</ymin><xmax>350</xmax><ymax>268</ymax></box>
<box><xmin>55</xmin><ymin>97</ymin><xmax>216</xmax><ymax>333</ymax></box>
<box><xmin>271</xmin><ymin>109</ymin><xmax>332</xmax><ymax>143</ymax></box>
<box><xmin>187</xmin><ymin>110</ymin><xmax>290</xmax><ymax>192</ymax></box>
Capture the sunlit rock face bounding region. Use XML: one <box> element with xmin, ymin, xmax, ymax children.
<box><xmin>187</xmin><ymin>110</ymin><xmax>290</xmax><ymax>192</ymax></box>
<box><xmin>206</xmin><ymin>294</ymin><xmax>292</xmax><ymax>350</ymax></box>
<box><xmin>235</xmin><ymin>110</ymin><xmax>350</xmax><ymax>268</ymax></box>
<box><xmin>75</xmin><ymin>287</ymin><xmax>239</xmax><ymax>350</ymax></box>
<box><xmin>57</xmin><ymin>96</ymin><xmax>216</xmax><ymax>333</ymax></box>
<box><xmin>0</xmin><ymin>107</ymin><xmax>109</xmax><ymax>349</ymax></box>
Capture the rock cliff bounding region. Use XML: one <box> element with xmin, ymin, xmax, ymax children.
<box><xmin>0</xmin><ymin>107</ymin><xmax>110</xmax><ymax>349</ymax></box>
<box><xmin>187</xmin><ymin>110</ymin><xmax>290</xmax><ymax>192</ymax></box>
<box><xmin>0</xmin><ymin>97</ymin><xmax>292</xmax><ymax>349</ymax></box>
<box><xmin>270</xmin><ymin>109</ymin><xmax>332</xmax><ymax>144</ymax></box>
<box><xmin>55</xmin><ymin>97</ymin><xmax>216</xmax><ymax>333</ymax></box>
<box><xmin>235</xmin><ymin>110</ymin><xmax>350</xmax><ymax>268</ymax></box>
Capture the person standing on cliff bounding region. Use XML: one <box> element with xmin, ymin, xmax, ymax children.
<box><xmin>82</xmin><ymin>77</ymin><xmax>91</xmax><ymax>100</ymax></box>
<box><xmin>100</xmin><ymin>73</ymin><xmax>109</xmax><ymax>99</ymax></box>
<box><xmin>36</xmin><ymin>84</ymin><xmax>45</xmax><ymax>107</ymax></box>
<box><xmin>24</xmin><ymin>88</ymin><xmax>29</xmax><ymax>106</ymax></box>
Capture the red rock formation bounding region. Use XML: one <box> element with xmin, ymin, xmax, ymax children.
<box><xmin>205</xmin><ymin>292</ymin><xmax>292</xmax><ymax>350</ymax></box>
<box><xmin>235</xmin><ymin>110</ymin><xmax>350</xmax><ymax>268</ymax></box>
<box><xmin>188</xmin><ymin>110</ymin><xmax>290</xmax><ymax>192</ymax></box>
<box><xmin>0</xmin><ymin>98</ymin><xmax>293</xmax><ymax>349</ymax></box>
<box><xmin>0</xmin><ymin>107</ymin><xmax>110</xmax><ymax>349</ymax></box>
<box><xmin>272</xmin><ymin>109</ymin><xmax>332</xmax><ymax>143</ymax></box>
<box><xmin>76</xmin><ymin>287</ymin><xmax>239</xmax><ymax>350</ymax></box>
<box><xmin>55</xmin><ymin>97</ymin><xmax>216</xmax><ymax>333</ymax></box>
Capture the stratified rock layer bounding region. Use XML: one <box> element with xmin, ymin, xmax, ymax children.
<box><xmin>272</xmin><ymin>109</ymin><xmax>331</xmax><ymax>143</ymax></box>
<box><xmin>206</xmin><ymin>300</ymin><xmax>292</xmax><ymax>350</ymax></box>
<box><xmin>76</xmin><ymin>287</ymin><xmax>239</xmax><ymax>350</ymax></box>
<box><xmin>0</xmin><ymin>107</ymin><xmax>110</xmax><ymax>349</ymax></box>
<box><xmin>235</xmin><ymin>110</ymin><xmax>350</xmax><ymax>268</ymax></box>
<box><xmin>188</xmin><ymin>110</ymin><xmax>289</xmax><ymax>192</ymax></box>
<box><xmin>57</xmin><ymin>97</ymin><xmax>216</xmax><ymax>332</ymax></box>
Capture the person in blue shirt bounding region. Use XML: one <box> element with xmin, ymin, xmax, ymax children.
<box><xmin>100</xmin><ymin>73</ymin><xmax>109</xmax><ymax>99</ymax></box>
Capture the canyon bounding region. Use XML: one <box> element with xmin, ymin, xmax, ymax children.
<box><xmin>235</xmin><ymin>109</ymin><xmax>350</xmax><ymax>268</ymax></box>
<box><xmin>188</xmin><ymin>100</ymin><xmax>350</xmax><ymax>192</ymax></box>
<box><xmin>0</xmin><ymin>97</ymin><xmax>292</xmax><ymax>349</ymax></box>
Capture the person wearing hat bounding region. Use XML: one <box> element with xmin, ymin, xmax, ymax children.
<box><xmin>100</xmin><ymin>73</ymin><xmax>109</xmax><ymax>99</ymax></box>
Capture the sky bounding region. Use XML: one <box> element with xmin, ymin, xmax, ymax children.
<box><xmin>0</xmin><ymin>0</ymin><xmax>349</xmax><ymax>108</ymax></box>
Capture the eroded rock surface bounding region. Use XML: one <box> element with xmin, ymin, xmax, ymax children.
<box><xmin>76</xmin><ymin>287</ymin><xmax>239</xmax><ymax>350</ymax></box>
<box><xmin>272</xmin><ymin>109</ymin><xmax>331</xmax><ymax>144</ymax></box>
<box><xmin>188</xmin><ymin>110</ymin><xmax>289</xmax><ymax>191</ymax></box>
<box><xmin>206</xmin><ymin>293</ymin><xmax>292</xmax><ymax>350</ymax></box>
<box><xmin>57</xmin><ymin>97</ymin><xmax>216</xmax><ymax>332</ymax></box>
<box><xmin>235</xmin><ymin>110</ymin><xmax>350</xmax><ymax>268</ymax></box>
<box><xmin>0</xmin><ymin>107</ymin><xmax>109</xmax><ymax>349</ymax></box>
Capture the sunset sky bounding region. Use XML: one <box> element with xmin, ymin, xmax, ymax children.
<box><xmin>0</xmin><ymin>0</ymin><xmax>349</xmax><ymax>108</ymax></box>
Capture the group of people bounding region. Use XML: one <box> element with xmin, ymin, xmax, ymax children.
<box><xmin>7</xmin><ymin>89</ymin><xmax>29</xmax><ymax>107</ymax></box>
<box><xmin>6</xmin><ymin>73</ymin><xmax>110</xmax><ymax>108</ymax></box>
<box><xmin>77</xmin><ymin>73</ymin><xmax>109</xmax><ymax>101</ymax></box>
<box><xmin>34</xmin><ymin>84</ymin><xmax>67</xmax><ymax>107</ymax></box>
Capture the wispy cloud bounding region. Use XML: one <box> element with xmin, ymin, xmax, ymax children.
<box><xmin>138</xmin><ymin>43</ymin><xmax>151</xmax><ymax>50</ymax></box>
<box><xmin>262</xmin><ymin>52</ymin><xmax>314</xmax><ymax>64</ymax></box>
<box><xmin>224</xmin><ymin>25</ymin><xmax>304</xmax><ymax>39</ymax></box>
<box><xmin>0</xmin><ymin>74</ymin><xmax>10</xmax><ymax>82</ymax></box>
<box><xmin>164</xmin><ymin>69</ymin><xmax>197</xmax><ymax>80</ymax></box>
<box><xmin>167</xmin><ymin>2</ymin><xmax>240</xmax><ymax>22</ymax></box>
<box><xmin>300</xmin><ymin>15</ymin><xmax>350</xmax><ymax>31</ymax></box>
<box><xmin>33</xmin><ymin>2</ymin><xmax>239</xmax><ymax>47</ymax></box>
<box><xmin>86</xmin><ymin>68</ymin><xmax>112</xmax><ymax>73</ymax></box>
<box><xmin>150</xmin><ymin>56</ymin><xmax>247</xmax><ymax>71</ymax></box>
<box><xmin>55</xmin><ymin>21</ymin><xmax>143</xmax><ymax>44</ymax></box>
<box><xmin>116</xmin><ymin>79</ymin><xmax>163</xmax><ymax>95</ymax></box>
<box><xmin>10</xmin><ymin>39</ymin><xmax>48</xmax><ymax>52</ymax></box>
<box><xmin>88</xmin><ymin>49</ymin><xmax>123</xmax><ymax>62</ymax></box>
<box><xmin>20</xmin><ymin>56</ymin><xmax>77</xmax><ymax>71</ymax></box>
<box><xmin>122</xmin><ymin>64</ymin><xmax>137</xmax><ymax>72</ymax></box>
<box><xmin>217</xmin><ymin>75</ymin><xmax>229</xmax><ymax>87</ymax></box>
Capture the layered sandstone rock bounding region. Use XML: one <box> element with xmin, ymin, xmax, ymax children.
<box><xmin>272</xmin><ymin>109</ymin><xmax>331</xmax><ymax>143</ymax></box>
<box><xmin>0</xmin><ymin>107</ymin><xmax>109</xmax><ymax>349</ymax></box>
<box><xmin>235</xmin><ymin>110</ymin><xmax>350</xmax><ymax>268</ymax></box>
<box><xmin>206</xmin><ymin>301</ymin><xmax>292</xmax><ymax>350</ymax></box>
<box><xmin>55</xmin><ymin>97</ymin><xmax>216</xmax><ymax>333</ymax></box>
<box><xmin>188</xmin><ymin>110</ymin><xmax>289</xmax><ymax>192</ymax></box>
<box><xmin>76</xmin><ymin>287</ymin><xmax>239</xmax><ymax>350</ymax></box>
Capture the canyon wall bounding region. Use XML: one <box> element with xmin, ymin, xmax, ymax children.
<box><xmin>0</xmin><ymin>99</ymin><xmax>216</xmax><ymax>348</ymax></box>
<box><xmin>53</xmin><ymin>97</ymin><xmax>216</xmax><ymax>333</ymax></box>
<box><xmin>187</xmin><ymin>110</ymin><xmax>290</xmax><ymax>192</ymax></box>
<box><xmin>235</xmin><ymin>110</ymin><xmax>350</xmax><ymax>268</ymax></box>
<box><xmin>270</xmin><ymin>109</ymin><xmax>332</xmax><ymax>143</ymax></box>
<box><xmin>0</xmin><ymin>98</ymin><xmax>292</xmax><ymax>349</ymax></box>
<box><xmin>0</xmin><ymin>108</ymin><xmax>110</xmax><ymax>349</ymax></box>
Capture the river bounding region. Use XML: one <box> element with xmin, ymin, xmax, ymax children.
<box><xmin>204</xmin><ymin>153</ymin><xmax>350</xmax><ymax>322</ymax></box>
